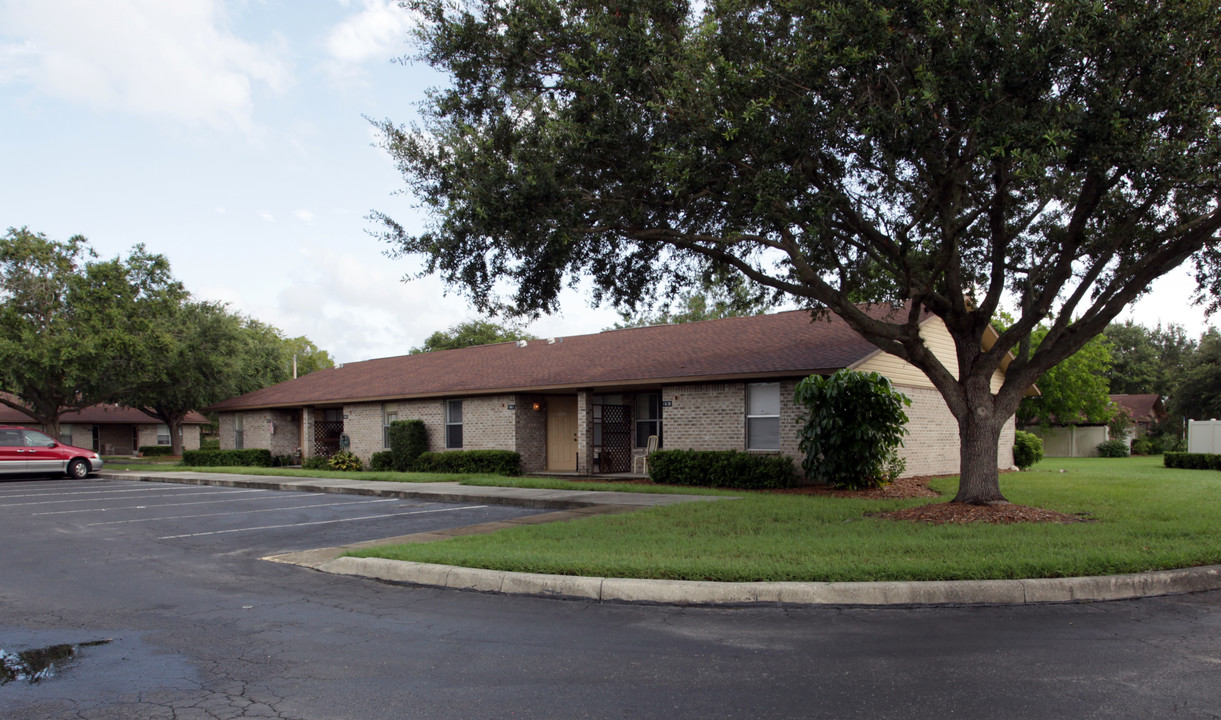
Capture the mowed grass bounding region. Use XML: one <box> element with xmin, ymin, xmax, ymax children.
<box><xmin>350</xmin><ymin>456</ymin><xmax>1221</xmax><ymax>582</ymax></box>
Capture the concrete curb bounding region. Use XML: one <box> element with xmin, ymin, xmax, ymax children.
<box><xmin>103</xmin><ymin>470</ymin><xmax>1221</xmax><ymax>607</ymax></box>
<box><xmin>316</xmin><ymin>556</ymin><xmax>1221</xmax><ymax>607</ymax></box>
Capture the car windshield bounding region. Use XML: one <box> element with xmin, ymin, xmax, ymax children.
<box><xmin>23</xmin><ymin>429</ymin><xmax>56</xmax><ymax>447</ymax></box>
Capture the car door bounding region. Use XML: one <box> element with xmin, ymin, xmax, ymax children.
<box><xmin>22</xmin><ymin>429</ymin><xmax>66</xmax><ymax>474</ymax></box>
<box><xmin>0</xmin><ymin>428</ymin><xmax>27</xmax><ymax>474</ymax></box>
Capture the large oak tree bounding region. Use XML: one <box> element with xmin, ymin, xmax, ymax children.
<box><xmin>374</xmin><ymin>0</ymin><xmax>1221</xmax><ymax>503</ymax></box>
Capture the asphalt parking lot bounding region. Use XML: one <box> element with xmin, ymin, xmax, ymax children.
<box><xmin>0</xmin><ymin>475</ymin><xmax>542</xmax><ymax>557</ymax></box>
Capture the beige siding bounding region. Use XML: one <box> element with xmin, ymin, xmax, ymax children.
<box><xmin>855</xmin><ymin>316</ymin><xmax>1006</xmax><ymax>393</ymax></box>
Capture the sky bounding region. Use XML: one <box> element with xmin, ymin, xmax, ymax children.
<box><xmin>0</xmin><ymin>0</ymin><xmax>1216</xmax><ymax>365</ymax></box>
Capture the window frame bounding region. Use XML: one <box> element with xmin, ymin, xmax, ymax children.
<box><xmin>383</xmin><ymin>404</ymin><xmax>398</xmax><ymax>449</ymax></box>
<box><xmin>445</xmin><ymin>399</ymin><xmax>463</xmax><ymax>449</ymax></box>
<box><xmin>156</xmin><ymin>423</ymin><xmax>171</xmax><ymax>446</ymax></box>
<box><xmin>634</xmin><ymin>392</ymin><xmax>662</xmax><ymax>449</ymax></box>
<box><xmin>58</xmin><ymin>424</ymin><xmax>73</xmax><ymax>445</ymax></box>
<box><xmin>234</xmin><ymin>413</ymin><xmax>244</xmax><ymax>450</ymax></box>
<box><xmin>746</xmin><ymin>382</ymin><xmax>781</xmax><ymax>451</ymax></box>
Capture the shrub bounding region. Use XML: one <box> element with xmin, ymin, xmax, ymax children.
<box><xmin>389</xmin><ymin>419</ymin><xmax>428</xmax><ymax>471</ymax></box>
<box><xmin>270</xmin><ymin>454</ymin><xmax>296</xmax><ymax>467</ymax></box>
<box><xmin>794</xmin><ymin>370</ymin><xmax>911</xmax><ymax>489</ymax></box>
<box><xmin>327</xmin><ymin>450</ymin><xmax>363</xmax><ymax>472</ymax></box>
<box><xmin>370</xmin><ymin>451</ymin><xmax>394</xmax><ymax>472</ymax></box>
<box><xmin>139</xmin><ymin>446</ymin><xmax>174</xmax><ymax>457</ymax></box>
<box><xmin>302</xmin><ymin>455</ymin><xmax>331</xmax><ymax>470</ymax></box>
<box><xmin>1096</xmin><ymin>438</ymin><xmax>1131</xmax><ymax>458</ymax></box>
<box><xmin>1130</xmin><ymin>436</ymin><xmax>1154</xmax><ymax>456</ymax></box>
<box><xmin>181</xmin><ymin>449</ymin><xmax>272</xmax><ymax>467</ymax></box>
<box><xmin>1012</xmin><ymin>431</ymin><xmax>1045</xmax><ymax>469</ymax></box>
<box><xmin>1164</xmin><ymin>452</ymin><xmax>1221</xmax><ymax>470</ymax></box>
<box><xmin>648</xmin><ymin>449</ymin><xmax>797</xmax><ymax>489</ymax></box>
<box><xmin>413</xmin><ymin>450</ymin><xmax>521</xmax><ymax>475</ymax></box>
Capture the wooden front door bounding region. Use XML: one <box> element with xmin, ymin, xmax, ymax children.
<box><xmin>546</xmin><ymin>396</ymin><xmax>578</xmax><ymax>471</ymax></box>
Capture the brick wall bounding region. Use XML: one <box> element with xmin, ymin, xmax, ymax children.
<box><xmin>218</xmin><ymin>411</ymin><xmax>271</xmax><ymax>451</ymax></box>
<box><xmin>344</xmin><ymin>403</ymin><xmax>385</xmax><ymax>462</ymax></box>
<box><xmin>268</xmin><ymin>411</ymin><xmax>299</xmax><ymax>457</ymax></box>
<box><xmin>893</xmin><ymin>385</ymin><xmax>1017</xmax><ymax>476</ymax></box>
<box><xmin>336</xmin><ymin>395</ymin><xmax>520</xmax><ymax>465</ymax></box>
<box><xmin>515</xmin><ymin>395</ymin><xmax>547</xmax><ymax>473</ymax></box>
<box><xmin>662</xmin><ymin>383</ymin><xmax>747</xmax><ymax>451</ymax></box>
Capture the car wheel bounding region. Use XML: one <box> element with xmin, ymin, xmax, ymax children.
<box><xmin>66</xmin><ymin>459</ymin><xmax>90</xmax><ymax>479</ymax></box>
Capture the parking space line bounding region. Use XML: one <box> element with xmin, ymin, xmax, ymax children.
<box><xmin>86</xmin><ymin>498</ymin><xmax>400</xmax><ymax>526</ymax></box>
<box><xmin>28</xmin><ymin>493</ymin><xmax>295</xmax><ymax>517</ymax></box>
<box><xmin>0</xmin><ymin>481</ymin><xmax>109</xmax><ymax>493</ymax></box>
<box><xmin>158</xmin><ymin>505</ymin><xmax>488</xmax><ymax>539</ymax></box>
<box><xmin>0</xmin><ymin>486</ymin><xmax>198</xmax><ymax>500</ymax></box>
<box><xmin>5</xmin><ymin>488</ymin><xmax>267</xmax><ymax>509</ymax></box>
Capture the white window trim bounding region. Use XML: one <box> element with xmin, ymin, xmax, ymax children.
<box><xmin>383</xmin><ymin>404</ymin><xmax>398</xmax><ymax>449</ymax></box>
<box><xmin>746</xmin><ymin>382</ymin><xmax>781</xmax><ymax>451</ymax></box>
<box><xmin>445</xmin><ymin>399</ymin><xmax>463</xmax><ymax>449</ymax></box>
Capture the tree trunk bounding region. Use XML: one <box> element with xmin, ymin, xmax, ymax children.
<box><xmin>952</xmin><ymin>401</ymin><xmax>1009</xmax><ymax>505</ymax></box>
<box><xmin>167</xmin><ymin>413</ymin><xmax>185</xmax><ymax>457</ymax></box>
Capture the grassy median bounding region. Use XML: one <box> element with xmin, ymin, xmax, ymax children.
<box><xmin>348</xmin><ymin>456</ymin><xmax>1221</xmax><ymax>582</ymax></box>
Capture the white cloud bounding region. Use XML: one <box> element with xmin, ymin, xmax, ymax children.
<box><xmin>0</xmin><ymin>0</ymin><xmax>290</xmax><ymax>132</ymax></box>
<box><xmin>260</xmin><ymin>211</ymin><xmax>275</xmax><ymax>222</ymax></box>
<box><xmin>323</xmin><ymin>0</ymin><xmax>416</xmax><ymax>81</ymax></box>
<box><xmin>294</xmin><ymin>209</ymin><xmax>314</xmax><ymax>223</ymax></box>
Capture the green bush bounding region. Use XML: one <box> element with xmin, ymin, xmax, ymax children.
<box><xmin>413</xmin><ymin>450</ymin><xmax>521</xmax><ymax>476</ymax></box>
<box><xmin>1096</xmin><ymin>438</ymin><xmax>1131</xmax><ymax>458</ymax></box>
<box><xmin>270</xmin><ymin>454</ymin><xmax>296</xmax><ymax>467</ymax></box>
<box><xmin>648</xmin><ymin>449</ymin><xmax>797</xmax><ymax>489</ymax></box>
<box><xmin>389</xmin><ymin>419</ymin><xmax>428</xmax><ymax>471</ymax></box>
<box><xmin>794</xmin><ymin>370</ymin><xmax>911</xmax><ymax>489</ymax></box>
<box><xmin>302</xmin><ymin>455</ymin><xmax>331</xmax><ymax>470</ymax></box>
<box><xmin>1164</xmin><ymin>452</ymin><xmax>1221</xmax><ymax>470</ymax></box>
<box><xmin>139</xmin><ymin>445</ymin><xmax>175</xmax><ymax>457</ymax></box>
<box><xmin>1013</xmin><ymin>431</ymin><xmax>1045</xmax><ymax>469</ymax></box>
<box><xmin>181</xmin><ymin>449</ymin><xmax>272</xmax><ymax>467</ymax></box>
<box><xmin>327</xmin><ymin>450</ymin><xmax>363</xmax><ymax>472</ymax></box>
<box><xmin>370</xmin><ymin>451</ymin><xmax>394</xmax><ymax>472</ymax></box>
<box><xmin>1130</xmin><ymin>436</ymin><xmax>1154</xmax><ymax>456</ymax></box>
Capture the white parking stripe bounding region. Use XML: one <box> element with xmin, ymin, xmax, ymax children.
<box><xmin>158</xmin><ymin>505</ymin><xmax>488</xmax><ymax>539</ymax></box>
<box><xmin>3</xmin><ymin>488</ymin><xmax>266</xmax><ymax>509</ymax></box>
<box><xmin>0</xmin><ymin>486</ymin><xmax>196</xmax><ymax>500</ymax></box>
<box><xmin>86</xmin><ymin>498</ymin><xmax>400</xmax><ymax>526</ymax></box>
<box><xmin>0</xmin><ymin>481</ymin><xmax>107</xmax><ymax>493</ymax></box>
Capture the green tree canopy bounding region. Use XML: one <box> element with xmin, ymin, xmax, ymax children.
<box><xmin>410</xmin><ymin>320</ymin><xmax>535</xmax><ymax>354</ymax></box>
<box><xmin>1104</xmin><ymin>321</ymin><xmax>1197</xmax><ymax>398</ymax></box>
<box><xmin>1173</xmin><ymin>330</ymin><xmax>1221</xmax><ymax>421</ymax></box>
<box><xmin>0</xmin><ymin>227</ymin><xmax>185</xmax><ymax>436</ymax></box>
<box><xmin>377</xmin><ymin>0</ymin><xmax>1221</xmax><ymax>503</ymax></box>
<box><xmin>1017</xmin><ymin>329</ymin><xmax>1115</xmax><ymax>427</ymax></box>
<box><xmin>283</xmin><ymin>336</ymin><xmax>335</xmax><ymax>378</ymax></box>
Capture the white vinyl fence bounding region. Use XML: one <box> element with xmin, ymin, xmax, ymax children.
<box><xmin>1028</xmin><ymin>425</ymin><xmax>1110</xmax><ymax>458</ymax></box>
<box><xmin>1187</xmin><ymin>419</ymin><xmax>1221</xmax><ymax>454</ymax></box>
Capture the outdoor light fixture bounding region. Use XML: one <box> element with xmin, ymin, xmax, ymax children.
<box><xmin>532</xmin><ymin>401</ymin><xmax>543</xmax><ymax>412</ymax></box>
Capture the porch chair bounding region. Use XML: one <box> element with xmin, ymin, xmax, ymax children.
<box><xmin>633</xmin><ymin>434</ymin><xmax>659</xmax><ymax>475</ymax></box>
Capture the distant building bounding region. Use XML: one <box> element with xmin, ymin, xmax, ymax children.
<box><xmin>0</xmin><ymin>398</ymin><xmax>208</xmax><ymax>455</ymax></box>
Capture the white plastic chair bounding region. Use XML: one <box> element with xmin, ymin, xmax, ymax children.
<box><xmin>633</xmin><ymin>434</ymin><xmax>659</xmax><ymax>474</ymax></box>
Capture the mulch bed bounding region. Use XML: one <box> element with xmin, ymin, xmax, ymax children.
<box><xmin>874</xmin><ymin>502</ymin><xmax>1087</xmax><ymax>525</ymax></box>
<box><xmin>774</xmin><ymin>474</ymin><xmax>1086</xmax><ymax>525</ymax></box>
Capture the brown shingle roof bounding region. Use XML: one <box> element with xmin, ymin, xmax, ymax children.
<box><xmin>209</xmin><ymin>307</ymin><xmax>914</xmax><ymax>411</ymax></box>
<box><xmin>0</xmin><ymin>397</ymin><xmax>209</xmax><ymax>425</ymax></box>
<box><xmin>1110</xmin><ymin>394</ymin><xmax>1167</xmax><ymax>423</ymax></box>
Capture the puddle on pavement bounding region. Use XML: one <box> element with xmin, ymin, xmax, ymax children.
<box><xmin>0</xmin><ymin>639</ymin><xmax>111</xmax><ymax>686</ymax></box>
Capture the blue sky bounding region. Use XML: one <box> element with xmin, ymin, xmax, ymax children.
<box><xmin>1</xmin><ymin>0</ymin><xmax>1215</xmax><ymax>364</ymax></box>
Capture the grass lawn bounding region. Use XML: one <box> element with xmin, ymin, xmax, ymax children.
<box><xmin>349</xmin><ymin>455</ymin><xmax>1221</xmax><ymax>583</ymax></box>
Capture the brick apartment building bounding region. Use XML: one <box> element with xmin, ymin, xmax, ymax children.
<box><xmin>208</xmin><ymin>308</ymin><xmax>1017</xmax><ymax>477</ymax></box>
<box><xmin>0</xmin><ymin>399</ymin><xmax>208</xmax><ymax>455</ymax></box>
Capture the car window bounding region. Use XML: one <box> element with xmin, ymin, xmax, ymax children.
<box><xmin>0</xmin><ymin>429</ymin><xmax>22</xmax><ymax>447</ymax></box>
<box><xmin>22</xmin><ymin>429</ymin><xmax>56</xmax><ymax>447</ymax></box>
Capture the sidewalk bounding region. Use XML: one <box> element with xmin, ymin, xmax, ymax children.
<box><xmin>100</xmin><ymin>470</ymin><xmax>1221</xmax><ymax>607</ymax></box>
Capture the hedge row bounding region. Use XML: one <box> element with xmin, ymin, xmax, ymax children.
<box><xmin>139</xmin><ymin>446</ymin><xmax>174</xmax><ymax>457</ymax></box>
<box><xmin>413</xmin><ymin>450</ymin><xmax>521</xmax><ymax>476</ymax></box>
<box><xmin>181</xmin><ymin>449</ymin><xmax>272</xmax><ymax>467</ymax></box>
<box><xmin>648</xmin><ymin>449</ymin><xmax>797</xmax><ymax>489</ymax></box>
<box><xmin>1164</xmin><ymin>452</ymin><xmax>1221</xmax><ymax>470</ymax></box>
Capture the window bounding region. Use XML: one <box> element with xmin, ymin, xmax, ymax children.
<box><xmin>445</xmin><ymin>400</ymin><xmax>463</xmax><ymax>449</ymax></box>
<box><xmin>635</xmin><ymin>392</ymin><xmax>662</xmax><ymax>448</ymax></box>
<box><xmin>156</xmin><ymin>424</ymin><xmax>170</xmax><ymax>445</ymax></box>
<box><xmin>59</xmin><ymin>424</ymin><xmax>73</xmax><ymax>445</ymax></box>
<box><xmin>747</xmin><ymin>383</ymin><xmax>780</xmax><ymax>450</ymax></box>
<box><xmin>383</xmin><ymin>404</ymin><xmax>398</xmax><ymax>448</ymax></box>
<box><xmin>22</xmin><ymin>429</ymin><xmax>55</xmax><ymax>447</ymax></box>
<box><xmin>234</xmin><ymin>414</ymin><xmax>244</xmax><ymax>450</ymax></box>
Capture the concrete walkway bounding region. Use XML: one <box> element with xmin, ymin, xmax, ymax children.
<box><xmin>100</xmin><ymin>470</ymin><xmax>1221</xmax><ymax>607</ymax></box>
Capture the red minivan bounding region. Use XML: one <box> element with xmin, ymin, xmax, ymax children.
<box><xmin>0</xmin><ymin>425</ymin><xmax>104</xmax><ymax>479</ymax></box>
